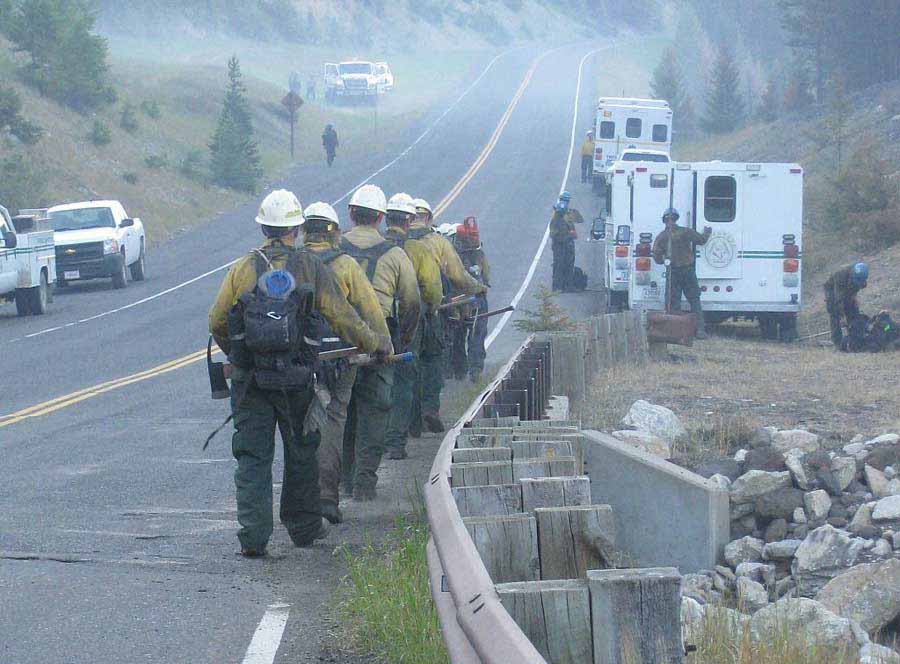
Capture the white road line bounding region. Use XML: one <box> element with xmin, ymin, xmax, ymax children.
<box><xmin>10</xmin><ymin>50</ymin><xmax>512</xmax><ymax>344</ymax></box>
<box><xmin>242</xmin><ymin>602</ymin><xmax>291</xmax><ymax>664</ymax></box>
<box><xmin>485</xmin><ymin>47</ymin><xmax>605</xmax><ymax>350</ymax></box>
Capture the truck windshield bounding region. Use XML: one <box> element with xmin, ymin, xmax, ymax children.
<box><xmin>339</xmin><ymin>63</ymin><xmax>372</xmax><ymax>75</ymax></box>
<box><xmin>48</xmin><ymin>207</ymin><xmax>115</xmax><ymax>231</ymax></box>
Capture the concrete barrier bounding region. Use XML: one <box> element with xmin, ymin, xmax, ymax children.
<box><xmin>582</xmin><ymin>430</ymin><xmax>730</xmax><ymax>573</ymax></box>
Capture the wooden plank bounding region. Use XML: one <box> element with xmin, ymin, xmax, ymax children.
<box><xmin>511</xmin><ymin>440</ymin><xmax>573</xmax><ymax>461</ymax></box>
<box><xmin>520</xmin><ymin>476</ymin><xmax>591</xmax><ymax>512</ymax></box>
<box><xmin>463</xmin><ymin>514</ymin><xmax>539</xmax><ymax>583</ymax></box>
<box><xmin>588</xmin><ymin>567</ymin><xmax>684</xmax><ymax>664</ymax></box>
<box><xmin>470</xmin><ymin>416</ymin><xmax>520</xmax><ymax>428</ymax></box>
<box><xmin>536</xmin><ymin>505</ymin><xmax>618</xmax><ymax>579</ymax></box>
<box><xmin>516</xmin><ymin>420</ymin><xmax>580</xmax><ymax>429</ymax></box>
<box><xmin>452</xmin><ymin>483</ymin><xmax>523</xmax><ymax>517</ymax></box>
<box><xmin>512</xmin><ymin>456</ymin><xmax>577</xmax><ymax>482</ymax></box>
<box><xmin>496</xmin><ymin>580</ymin><xmax>593</xmax><ymax>664</ymax></box>
<box><xmin>453</xmin><ymin>447</ymin><xmax>512</xmax><ymax>463</ymax></box>
<box><xmin>450</xmin><ymin>460</ymin><xmax>513</xmax><ymax>487</ymax></box>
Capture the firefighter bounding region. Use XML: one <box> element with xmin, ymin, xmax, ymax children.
<box><xmin>301</xmin><ymin>201</ymin><xmax>390</xmax><ymax>523</ymax></box>
<box><xmin>651</xmin><ymin>207</ymin><xmax>713</xmax><ymax>339</ymax></box>
<box><xmin>383</xmin><ymin>193</ymin><xmax>443</xmax><ymax>460</ymax></box>
<box><xmin>580</xmin><ymin>130</ymin><xmax>595</xmax><ymax>183</ymax></box>
<box><xmin>322</xmin><ymin>123</ymin><xmax>338</xmax><ymax>167</ymax></box>
<box><xmin>824</xmin><ymin>262</ymin><xmax>869</xmax><ymax>348</ymax></box>
<box><xmin>549</xmin><ymin>191</ymin><xmax>584</xmax><ymax>292</ymax></box>
<box><xmin>208</xmin><ymin>190</ymin><xmax>391</xmax><ymax>557</ymax></box>
<box><xmin>340</xmin><ymin>185</ymin><xmax>420</xmax><ymax>500</ymax></box>
<box><xmin>452</xmin><ymin>217</ymin><xmax>490</xmax><ymax>382</ymax></box>
<box><xmin>408</xmin><ymin>199</ymin><xmax>485</xmax><ymax>433</ymax></box>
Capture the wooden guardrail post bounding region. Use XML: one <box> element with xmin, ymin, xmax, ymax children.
<box><xmin>520</xmin><ymin>476</ymin><xmax>591</xmax><ymax>511</ymax></box>
<box><xmin>452</xmin><ymin>484</ymin><xmax>523</xmax><ymax>517</ymax></box>
<box><xmin>463</xmin><ymin>514</ymin><xmax>540</xmax><ymax>583</ymax></box>
<box><xmin>536</xmin><ymin>505</ymin><xmax>618</xmax><ymax>579</ymax></box>
<box><xmin>513</xmin><ymin>456</ymin><xmax>577</xmax><ymax>482</ymax></box>
<box><xmin>450</xmin><ymin>460</ymin><xmax>513</xmax><ymax>487</ymax></box>
<box><xmin>452</xmin><ymin>447</ymin><xmax>512</xmax><ymax>463</ymax></box>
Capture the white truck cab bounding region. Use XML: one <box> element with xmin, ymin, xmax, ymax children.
<box><xmin>0</xmin><ymin>205</ymin><xmax>56</xmax><ymax>315</ymax></box>
<box><xmin>48</xmin><ymin>200</ymin><xmax>146</xmax><ymax>289</ymax></box>
<box><xmin>324</xmin><ymin>60</ymin><xmax>391</xmax><ymax>102</ymax></box>
<box><xmin>592</xmin><ymin>97</ymin><xmax>672</xmax><ymax>192</ymax></box>
<box><xmin>609</xmin><ymin>160</ymin><xmax>804</xmax><ymax>339</ymax></box>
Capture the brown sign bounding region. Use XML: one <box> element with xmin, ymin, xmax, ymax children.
<box><xmin>282</xmin><ymin>92</ymin><xmax>303</xmax><ymax>113</ymax></box>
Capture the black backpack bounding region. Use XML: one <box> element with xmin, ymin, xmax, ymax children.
<box><xmin>340</xmin><ymin>237</ymin><xmax>401</xmax><ymax>349</ymax></box>
<box><xmin>571</xmin><ymin>266</ymin><xmax>588</xmax><ymax>292</ymax></box>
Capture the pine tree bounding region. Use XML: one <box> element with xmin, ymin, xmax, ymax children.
<box><xmin>757</xmin><ymin>70</ymin><xmax>782</xmax><ymax>122</ymax></box>
<box><xmin>650</xmin><ymin>48</ymin><xmax>695</xmax><ymax>139</ymax></box>
<box><xmin>209</xmin><ymin>56</ymin><xmax>262</xmax><ymax>193</ymax></box>
<box><xmin>782</xmin><ymin>57</ymin><xmax>814</xmax><ymax>112</ymax></box>
<box><xmin>701</xmin><ymin>46</ymin><xmax>745</xmax><ymax>134</ymax></box>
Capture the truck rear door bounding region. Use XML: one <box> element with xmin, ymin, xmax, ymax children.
<box><xmin>694</xmin><ymin>169</ymin><xmax>743</xmax><ymax>280</ymax></box>
<box><xmin>0</xmin><ymin>211</ymin><xmax>17</xmax><ymax>293</ymax></box>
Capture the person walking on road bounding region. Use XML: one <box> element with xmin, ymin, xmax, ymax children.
<box><xmin>383</xmin><ymin>193</ymin><xmax>442</xmax><ymax>460</ymax></box>
<box><xmin>208</xmin><ymin>190</ymin><xmax>390</xmax><ymax>557</ymax></box>
<box><xmin>408</xmin><ymin>199</ymin><xmax>485</xmax><ymax>434</ymax></box>
<box><xmin>651</xmin><ymin>207</ymin><xmax>713</xmax><ymax>339</ymax></box>
<box><xmin>301</xmin><ymin>201</ymin><xmax>391</xmax><ymax>523</ymax></box>
<box><xmin>549</xmin><ymin>191</ymin><xmax>583</xmax><ymax>292</ymax></box>
<box><xmin>340</xmin><ymin>185</ymin><xmax>421</xmax><ymax>500</ymax></box>
<box><xmin>580</xmin><ymin>130</ymin><xmax>595</xmax><ymax>183</ymax></box>
<box><xmin>451</xmin><ymin>217</ymin><xmax>490</xmax><ymax>382</ymax></box>
<box><xmin>322</xmin><ymin>123</ymin><xmax>338</xmax><ymax>167</ymax></box>
<box><xmin>824</xmin><ymin>262</ymin><xmax>869</xmax><ymax>348</ymax></box>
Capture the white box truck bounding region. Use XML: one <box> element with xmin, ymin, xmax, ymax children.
<box><xmin>0</xmin><ymin>205</ymin><xmax>56</xmax><ymax>315</ymax></box>
<box><xmin>604</xmin><ymin>160</ymin><xmax>804</xmax><ymax>340</ymax></box>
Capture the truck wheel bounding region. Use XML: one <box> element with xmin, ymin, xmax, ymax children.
<box><xmin>27</xmin><ymin>271</ymin><xmax>49</xmax><ymax>315</ymax></box>
<box><xmin>759</xmin><ymin>315</ymin><xmax>778</xmax><ymax>340</ymax></box>
<box><xmin>779</xmin><ymin>314</ymin><xmax>798</xmax><ymax>343</ymax></box>
<box><xmin>14</xmin><ymin>288</ymin><xmax>32</xmax><ymax>316</ymax></box>
<box><xmin>112</xmin><ymin>253</ymin><xmax>128</xmax><ymax>289</ymax></box>
<box><xmin>130</xmin><ymin>241</ymin><xmax>147</xmax><ymax>281</ymax></box>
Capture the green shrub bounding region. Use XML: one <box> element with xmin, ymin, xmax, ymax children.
<box><xmin>88</xmin><ymin>120</ymin><xmax>112</xmax><ymax>146</ymax></box>
<box><xmin>122</xmin><ymin>171</ymin><xmax>138</xmax><ymax>185</ymax></box>
<box><xmin>140</xmin><ymin>99</ymin><xmax>161</xmax><ymax>119</ymax></box>
<box><xmin>827</xmin><ymin>150</ymin><xmax>900</xmax><ymax>250</ymax></box>
<box><xmin>144</xmin><ymin>153</ymin><xmax>168</xmax><ymax>170</ymax></box>
<box><xmin>120</xmin><ymin>103</ymin><xmax>139</xmax><ymax>133</ymax></box>
<box><xmin>178</xmin><ymin>149</ymin><xmax>205</xmax><ymax>181</ymax></box>
<box><xmin>514</xmin><ymin>285</ymin><xmax>578</xmax><ymax>333</ymax></box>
<box><xmin>0</xmin><ymin>152</ymin><xmax>47</xmax><ymax>214</ymax></box>
<box><xmin>0</xmin><ymin>84</ymin><xmax>43</xmax><ymax>144</ymax></box>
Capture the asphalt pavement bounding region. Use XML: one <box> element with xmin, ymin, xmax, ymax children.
<box><xmin>0</xmin><ymin>43</ymin><xmax>605</xmax><ymax>663</ymax></box>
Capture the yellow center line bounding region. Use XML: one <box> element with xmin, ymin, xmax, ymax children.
<box><xmin>0</xmin><ymin>52</ymin><xmax>547</xmax><ymax>430</ymax></box>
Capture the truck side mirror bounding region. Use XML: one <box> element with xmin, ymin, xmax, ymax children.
<box><xmin>2</xmin><ymin>229</ymin><xmax>17</xmax><ymax>249</ymax></box>
<box><xmin>120</xmin><ymin>218</ymin><xmax>135</xmax><ymax>228</ymax></box>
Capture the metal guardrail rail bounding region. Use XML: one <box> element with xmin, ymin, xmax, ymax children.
<box><xmin>425</xmin><ymin>335</ymin><xmax>551</xmax><ymax>663</ymax></box>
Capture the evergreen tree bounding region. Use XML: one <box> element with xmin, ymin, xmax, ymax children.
<box><xmin>782</xmin><ymin>57</ymin><xmax>814</xmax><ymax>112</ymax></box>
<box><xmin>757</xmin><ymin>70</ymin><xmax>782</xmax><ymax>122</ymax></box>
<box><xmin>0</xmin><ymin>84</ymin><xmax>43</xmax><ymax>144</ymax></box>
<box><xmin>209</xmin><ymin>56</ymin><xmax>262</xmax><ymax>193</ymax></box>
<box><xmin>701</xmin><ymin>46</ymin><xmax>745</xmax><ymax>134</ymax></box>
<box><xmin>650</xmin><ymin>48</ymin><xmax>695</xmax><ymax>139</ymax></box>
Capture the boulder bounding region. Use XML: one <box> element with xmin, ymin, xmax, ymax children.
<box><xmin>873</xmin><ymin>495</ymin><xmax>900</xmax><ymax>522</ymax></box>
<box><xmin>620</xmin><ymin>400</ymin><xmax>686</xmax><ymax>442</ymax></box>
<box><xmin>763</xmin><ymin>539</ymin><xmax>802</xmax><ymax>560</ymax></box>
<box><xmin>832</xmin><ymin>456</ymin><xmax>858</xmax><ymax>491</ymax></box>
<box><xmin>872</xmin><ymin>539</ymin><xmax>892</xmax><ymax>557</ymax></box>
<box><xmin>866</xmin><ymin>433</ymin><xmax>900</xmax><ymax>448</ymax></box>
<box><xmin>850</xmin><ymin>502</ymin><xmax>876</xmax><ymax>532</ymax></box>
<box><xmin>859</xmin><ymin>643</ymin><xmax>900</xmax><ymax>664</ymax></box>
<box><xmin>725</xmin><ymin>536</ymin><xmax>764</xmax><ymax>568</ymax></box>
<box><xmin>611</xmin><ymin>429</ymin><xmax>671</xmax><ymax>458</ymax></box>
<box><xmin>681</xmin><ymin>596</ymin><xmax>705</xmax><ymax>643</ymax></box>
<box><xmin>793</xmin><ymin>507</ymin><xmax>807</xmax><ymax>523</ymax></box>
<box><xmin>703</xmin><ymin>605</ymin><xmax>751</xmax><ymax>641</ymax></box>
<box><xmin>750</xmin><ymin>427</ymin><xmax>777</xmax><ymax>449</ymax></box>
<box><xmin>785</xmin><ymin>449</ymin><xmax>810</xmax><ymax>490</ymax></box>
<box><xmin>867</xmin><ymin>443</ymin><xmax>900</xmax><ymax>471</ymax></box>
<box><xmin>682</xmin><ymin>573</ymin><xmax>714</xmax><ymax>604</ymax></box>
<box><xmin>749</xmin><ymin>598</ymin><xmax>855</xmax><ymax>649</ymax></box>
<box><xmin>694</xmin><ymin>458</ymin><xmax>742</xmax><ymax>481</ymax></box>
<box><xmin>744</xmin><ymin>447</ymin><xmax>787</xmax><ymax>472</ymax></box>
<box><xmin>755</xmin><ymin>488</ymin><xmax>805</xmax><ymax>520</ymax></box>
<box><xmin>737</xmin><ymin>577</ymin><xmax>769</xmax><ymax>613</ymax></box>
<box><xmin>792</xmin><ymin>525</ymin><xmax>866</xmax><ymax>596</ymax></box>
<box><xmin>817</xmin><ymin>558</ymin><xmax>900</xmax><ymax>635</ymax></box>
<box><xmin>731</xmin><ymin>470</ymin><xmax>792</xmax><ymax>504</ymax></box>
<box><xmin>844</xmin><ymin>442</ymin><xmax>866</xmax><ymax>456</ymax></box>
<box><xmin>765</xmin><ymin>518</ymin><xmax>788</xmax><ymax>543</ymax></box>
<box><xmin>866</xmin><ymin>465</ymin><xmax>893</xmax><ymax>499</ymax></box>
<box><xmin>708</xmin><ymin>473</ymin><xmax>731</xmax><ymax>490</ymax></box>
<box><xmin>736</xmin><ymin>562</ymin><xmax>773</xmax><ymax>585</ymax></box>
<box><xmin>804</xmin><ymin>490</ymin><xmax>833</xmax><ymax>522</ymax></box>
<box><xmin>771</xmin><ymin>429</ymin><xmax>820</xmax><ymax>454</ymax></box>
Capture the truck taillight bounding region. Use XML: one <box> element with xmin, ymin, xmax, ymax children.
<box><xmin>635</xmin><ymin>243</ymin><xmax>651</xmax><ymax>257</ymax></box>
<box><xmin>615</xmin><ymin>246</ymin><xmax>629</xmax><ymax>257</ymax></box>
<box><xmin>783</xmin><ymin>259</ymin><xmax>799</xmax><ymax>273</ymax></box>
<box><xmin>783</xmin><ymin>244</ymin><xmax>799</xmax><ymax>258</ymax></box>
<box><xmin>635</xmin><ymin>257</ymin><xmax>651</xmax><ymax>271</ymax></box>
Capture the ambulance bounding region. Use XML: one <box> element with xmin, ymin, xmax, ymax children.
<box><xmin>603</xmin><ymin>160</ymin><xmax>804</xmax><ymax>340</ymax></box>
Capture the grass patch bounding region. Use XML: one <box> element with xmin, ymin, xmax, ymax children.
<box><xmin>337</xmin><ymin>507</ymin><xmax>448</xmax><ymax>664</ymax></box>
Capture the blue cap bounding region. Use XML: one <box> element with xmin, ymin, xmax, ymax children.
<box><xmin>852</xmin><ymin>262</ymin><xmax>868</xmax><ymax>285</ymax></box>
<box><xmin>662</xmin><ymin>207</ymin><xmax>680</xmax><ymax>221</ymax></box>
<box><xmin>559</xmin><ymin>191</ymin><xmax>572</xmax><ymax>202</ymax></box>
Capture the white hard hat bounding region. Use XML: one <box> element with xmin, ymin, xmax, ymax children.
<box><xmin>349</xmin><ymin>184</ymin><xmax>387</xmax><ymax>214</ymax></box>
<box><xmin>436</xmin><ymin>222</ymin><xmax>459</xmax><ymax>237</ymax></box>
<box><xmin>255</xmin><ymin>189</ymin><xmax>304</xmax><ymax>227</ymax></box>
<box><xmin>386</xmin><ymin>192</ymin><xmax>417</xmax><ymax>215</ymax></box>
<box><xmin>413</xmin><ymin>198</ymin><xmax>433</xmax><ymax>215</ymax></box>
<box><xmin>304</xmin><ymin>201</ymin><xmax>339</xmax><ymax>225</ymax></box>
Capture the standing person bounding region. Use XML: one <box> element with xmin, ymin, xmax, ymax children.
<box><xmin>549</xmin><ymin>191</ymin><xmax>583</xmax><ymax>292</ymax></box>
<box><xmin>408</xmin><ymin>199</ymin><xmax>486</xmax><ymax>433</ymax></box>
<box><xmin>651</xmin><ymin>207</ymin><xmax>713</xmax><ymax>339</ymax></box>
<box><xmin>383</xmin><ymin>193</ymin><xmax>442</xmax><ymax>460</ymax></box>
<box><xmin>301</xmin><ymin>201</ymin><xmax>391</xmax><ymax>523</ymax></box>
<box><xmin>824</xmin><ymin>262</ymin><xmax>869</xmax><ymax>349</ymax></box>
<box><xmin>208</xmin><ymin>190</ymin><xmax>390</xmax><ymax>557</ymax></box>
<box><xmin>452</xmin><ymin>217</ymin><xmax>490</xmax><ymax>382</ymax></box>
<box><xmin>306</xmin><ymin>75</ymin><xmax>317</xmax><ymax>101</ymax></box>
<box><xmin>340</xmin><ymin>185</ymin><xmax>420</xmax><ymax>500</ymax></box>
<box><xmin>580</xmin><ymin>130</ymin><xmax>595</xmax><ymax>183</ymax></box>
<box><xmin>322</xmin><ymin>123</ymin><xmax>338</xmax><ymax>167</ymax></box>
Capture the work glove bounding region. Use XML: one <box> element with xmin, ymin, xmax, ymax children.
<box><xmin>374</xmin><ymin>335</ymin><xmax>394</xmax><ymax>362</ymax></box>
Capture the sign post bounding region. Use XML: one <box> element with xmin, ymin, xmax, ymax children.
<box><xmin>281</xmin><ymin>92</ymin><xmax>304</xmax><ymax>160</ymax></box>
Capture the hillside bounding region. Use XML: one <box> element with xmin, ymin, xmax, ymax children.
<box><xmin>675</xmin><ymin>82</ymin><xmax>900</xmax><ymax>335</ymax></box>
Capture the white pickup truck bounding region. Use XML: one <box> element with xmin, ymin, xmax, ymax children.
<box><xmin>0</xmin><ymin>204</ymin><xmax>56</xmax><ymax>315</ymax></box>
<box><xmin>47</xmin><ymin>200</ymin><xmax>146</xmax><ymax>289</ymax></box>
<box><xmin>324</xmin><ymin>60</ymin><xmax>393</xmax><ymax>103</ymax></box>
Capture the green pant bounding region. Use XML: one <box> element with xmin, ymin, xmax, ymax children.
<box><xmin>386</xmin><ymin>327</ymin><xmax>421</xmax><ymax>454</ymax></box>
<box><xmin>342</xmin><ymin>364</ymin><xmax>394</xmax><ymax>491</ymax></box>
<box><xmin>316</xmin><ymin>364</ymin><xmax>357</xmax><ymax>506</ymax></box>
<box><xmin>230</xmin><ymin>380</ymin><xmax>320</xmax><ymax>550</ymax></box>
<box><xmin>417</xmin><ymin>312</ymin><xmax>444</xmax><ymax>415</ymax></box>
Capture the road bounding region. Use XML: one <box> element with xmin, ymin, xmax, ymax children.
<box><xmin>0</xmin><ymin>44</ymin><xmax>604</xmax><ymax>663</ymax></box>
